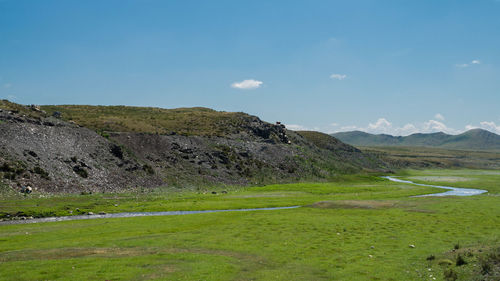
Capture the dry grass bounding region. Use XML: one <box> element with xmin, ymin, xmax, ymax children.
<box><xmin>310</xmin><ymin>200</ymin><xmax>397</xmax><ymax>209</ymax></box>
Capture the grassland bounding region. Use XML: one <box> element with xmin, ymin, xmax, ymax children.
<box><xmin>0</xmin><ymin>170</ymin><xmax>499</xmax><ymax>280</ymax></box>
<box><xmin>362</xmin><ymin>146</ymin><xmax>500</xmax><ymax>170</ymax></box>
<box><xmin>40</xmin><ymin>104</ymin><xmax>253</xmax><ymax>136</ymax></box>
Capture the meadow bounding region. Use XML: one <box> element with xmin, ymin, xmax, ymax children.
<box><xmin>0</xmin><ymin>169</ymin><xmax>499</xmax><ymax>280</ymax></box>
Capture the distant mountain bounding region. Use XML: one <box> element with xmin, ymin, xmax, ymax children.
<box><xmin>332</xmin><ymin>129</ymin><xmax>500</xmax><ymax>151</ymax></box>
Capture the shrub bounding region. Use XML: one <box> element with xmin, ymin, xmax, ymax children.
<box><xmin>33</xmin><ymin>166</ymin><xmax>50</xmax><ymax>180</ymax></box>
<box><xmin>478</xmin><ymin>247</ymin><xmax>500</xmax><ymax>276</ymax></box>
<box><xmin>3</xmin><ymin>172</ymin><xmax>15</xmax><ymax>180</ymax></box>
<box><xmin>110</xmin><ymin>144</ymin><xmax>124</xmax><ymax>159</ymax></box>
<box><xmin>455</xmin><ymin>254</ymin><xmax>467</xmax><ymax>266</ymax></box>
<box><xmin>443</xmin><ymin>268</ymin><xmax>458</xmax><ymax>281</ymax></box>
<box><xmin>143</xmin><ymin>164</ymin><xmax>155</xmax><ymax>175</ymax></box>
<box><xmin>73</xmin><ymin>166</ymin><xmax>88</xmax><ymax>178</ymax></box>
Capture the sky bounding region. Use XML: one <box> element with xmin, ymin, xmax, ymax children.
<box><xmin>1</xmin><ymin>0</ymin><xmax>499</xmax><ymax>135</ymax></box>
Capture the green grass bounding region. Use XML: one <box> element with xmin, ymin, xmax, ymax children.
<box><xmin>40</xmin><ymin>104</ymin><xmax>257</xmax><ymax>136</ymax></box>
<box><xmin>0</xmin><ymin>169</ymin><xmax>499</xmax><ymax>280</ymax></box>
<box><xmin>362</xmin><ymin>146</ymin><xmax>500</xmax><ymax>170</ymax></box>
<box><xmin>0</xmin><ymin>175</ymin><xmax>441</xmax><ymax>219</ymax></box>
<box><xmin>296</xmin><ymin>130</ymin><xmax>354</xmax><ymax>151</ymax></box>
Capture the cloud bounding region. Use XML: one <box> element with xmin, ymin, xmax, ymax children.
<box><xmin>231</xmin><ymin>79</ymin><xmax>263</xmax><ymax>90</ymax></box>
<box><xmin>3</xmin><ymin>83</ymin><xmax>11</xmax><ymax>89</ymax></box>
<box><xmin>332</xmin><ymin>119</ymin><xmax>500</xmax><ymax>136</ymax></box>
<box><xmin>332</xmin><ymin>118</ymin><xmax>461</xmax><ymax>136</ymax></box>
<box><xmin>466</xmin><ymin>121</ymin><xmax>500</xmax><ymax>134</ymax></box>
<box><xmin>6</xmin><ymin>95</ymin><xmax>16</xmax><ymax>101</ymax></box>
<box><xmin>330</xmin><ymin>74</ymin><xmax>347</xmax><ymax>80</ymax></box>
<box><xmin>367</xmin><ymin>118</ymin><xmax>392</xmax><ymax>133</ymax></box>
<box><xmin>455</xmin><ymin>59</ymin><xmax>481</xmax><ymax>68</ymax></box>
<box><xmin>422</xmin><ymin>120</ymin><xmax>458</xmax><ymax>134</ymax></box>
<box><xmin>285</xmin><ymin>124</ymin><xmax>323</xmax><ymax>132</ymax></box>
<box><xmin>285</xmin><ymin>124</ymin><xmax>308</xmax><ymax>131</ymax></box>
<box><xmin>434</xmin><ymin>113</ymin><xmax>445</xmax><ymax>121</ymax></box>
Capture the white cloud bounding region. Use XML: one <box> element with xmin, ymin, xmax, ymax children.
<box><xmin>332</xmin><ymin>118</ymin><xmax>461</xmax><ymax>136</ymax></box>
<box><xmin>400</xmin><ymin>123</ymin><xmax>418</xmax><ymax>135</ymax></box>
<box><xmin>455</xmin><ymin>59</ymin><xmax>481</xmax><ymax>68</ymax></box>
<box><xmin>466</xmin><ymin>121</ymin><xmax>500</xmax><ymax>134</ymax></box>
<box><xmin>286</xmin><ymin>124</ymin><xmax>308</xmax><ymax>131</ymax></box>
<box><xmin>434</xmin><ymin>113</ymin><xmax>445</xmax><ymax>121</ymax></box>
<box><xmin>3</xmin><ymin>83</ymin><xmax>11</xmax><ymax>89</ymax></box>
<box><xmin>330</xmin><ymin>74</ymin><xmax>347</xmax><ymax>80</ymax></box>
<box><xmin>422</xmin><ymin>120</ymin><xmax>458</xmax><ymax>134</ymax></box>
<box><xmin>231</xmin><ymin>79</ymin><xmax>263</xmax><ymax>90</ymax></box>
<box><xmin>367</xmin><ymin>118</ymin><xmax>392</xmax><ymax>133</ymax></box>
<box><xmin>336</xmin><ymin>125</ymin><xmax>358</xmax><ymax>133</ymax></box>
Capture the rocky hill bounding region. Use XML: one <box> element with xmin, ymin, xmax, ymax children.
<box><xmin>0</xmin><ymin>101</ymin><xmax>387</xmax><ymax>193</ymax></box>
<box><xmin>332</xmin><ymin>129</ymin><xmax>500</xmax><ymax>151</ymax></box>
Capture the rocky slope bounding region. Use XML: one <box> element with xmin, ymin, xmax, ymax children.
<box><xmin>0</xmin><ymin>101</ymin><xmax>387</xmax><ymax>193</ymax></box>
<box><xmin>0</xmin><ymin>107</ymin><xmax>163</xmax><ymax>193</ymax></box>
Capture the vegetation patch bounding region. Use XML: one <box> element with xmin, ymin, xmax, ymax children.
<box><xmin>40</xmin><ymin>104</ymin><xmax>265</xmax><ymax>136</ymax></box>
<box><xmin>33</xmin><ymin>166</ymin><xmax>50</xmax><ymax>180</ymax></box>
<box><xmin>426</xmin><ymin>245</ymin><xmax>500</xmax><ymax>281</ymax></box>
<box><xmin>72</xmin><ymin>166</ymin><xmax>88</xmax><ymax>178</ymax></box>
<box><xmin>309</xmin><ymin>200</ymin><xmax>396</xmax><ymax>209</ymax></box>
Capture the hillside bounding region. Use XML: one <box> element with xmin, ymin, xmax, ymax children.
<box><xmin>0</xmin><ymin>101</ymin><xmax>387</xmax><ymax>193</ymax></box>
<box><xmin>40</xmin><ymin>105</ymin><xmax>277</xmax><ymax>137</ymax></box>
<box><xmin>332</xmin><ymin>129</ymin><xmax>500</xmax><ymax>151</ymax></box>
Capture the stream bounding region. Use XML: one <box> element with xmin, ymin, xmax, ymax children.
<box><xmin>0</xmin><ymin>206</ymin><xmax>301</xmax><ymax>225</ymax></box>
<box><xmin>382</xmin><ymin>176</ymin><xmax>487</xmax><ymax>197</ymax></box>
<box><xmin>0</xmin><ymin>176</ymin><xmax>487</xmax><ymax>225</ymax></box>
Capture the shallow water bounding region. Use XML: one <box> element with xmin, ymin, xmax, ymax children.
<box><xmin>0</xmin><ymin>206</ymin><xmax>300</xmax><ymax>225</ymax></box>
<box><xmin>382</xmin><ymin>176</ymin><xmax>487</xmax><ymax>197</ymax></box>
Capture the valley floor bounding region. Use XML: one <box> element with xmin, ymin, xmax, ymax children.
<box><xmin>0</xmin><ymin>169</ymin><xmax>499</xmax><ymax>280</ymax></box>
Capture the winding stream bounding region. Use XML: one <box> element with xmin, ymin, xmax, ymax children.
<box><xmin>382</xmin><ymin>176</ymin><xmax>487</xmax><ymax>197</ymax></box>
<box><xmin>0</xmin><ymin>206</ymin><xmax>301</xmax><ymax>225</ymax></box>
<box><xmin>0</xmin><ymin>176</ymin><xmax>487</xmax><ymax>225</ymax></box>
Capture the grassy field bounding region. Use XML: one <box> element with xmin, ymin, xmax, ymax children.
<box><xmin>0</xmin><ymin>170</ymin><xmax>499</xmax><ymax>280</ymax></box>
<box><xmin>40</xmin><ymin>104</ymin><xmax>255</xmax><ymax>136</ymax></box>
<box><xmin>362</xmin><ymin>146</ymin><xmax>500</xmax><ymax>170</ymax></box>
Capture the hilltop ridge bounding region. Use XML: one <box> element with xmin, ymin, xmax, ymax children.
<box><xmin>332</xmin><ymin>129</ymin><xmax>500</xmax><ymax>151</ymax></box>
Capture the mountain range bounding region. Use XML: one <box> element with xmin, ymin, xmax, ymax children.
<box><xmin>332</xmin><ymin>129</ymin><xmax>500</xmax><ymax>151</ymax></box>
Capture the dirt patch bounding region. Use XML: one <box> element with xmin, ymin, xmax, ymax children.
<box><xmin>309</xmin><ymin>200</ymin><xmax>396</xmax><ymax>209</ymax></box>
<box><xmin>408</xmin><ymin>176</ymin><xmax>471</xmax><ymax>183</ymax></box>
<box><xmin>229</xmin><ymin>192</ymin><xmax>305</xmax><ymax>198</ymax></box>
<box><xmin>0</xmin><ymin>247</ymin><xmax>147</xmax><ymax>262</ymax></box>
<box><xmin>0</xmin><ymin>246</ymin><xmax>267</xmax><ymax>264</ymax></box>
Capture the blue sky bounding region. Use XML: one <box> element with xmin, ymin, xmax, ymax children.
<box><xmin>1</xmin><ymin>0</ymin><xmax>499</xmax><ymax>135</ymax></box>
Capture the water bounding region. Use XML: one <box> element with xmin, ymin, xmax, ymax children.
<box><xmin>382</xmin><ymin>176</ymin><xmax>487</xmax><ymax>197</ymax></box>
<box><xmin>0</xmin><ymin>206</ymin><xmax>301</xmax><ymax>225</ymax></box>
